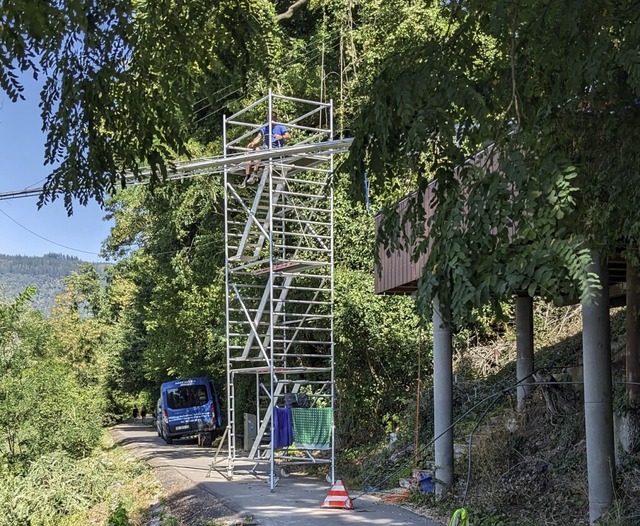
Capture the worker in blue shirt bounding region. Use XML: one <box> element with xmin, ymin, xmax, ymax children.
<box><xmin>243</xmin><ymin>111</ymin><xmax>290</xmax><ymax>185</ymax></box>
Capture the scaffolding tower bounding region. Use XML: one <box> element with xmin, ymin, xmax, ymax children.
<box><xmin>223</xmin><ymin>92</ymin><xmax>336</xmax><ymax>490</ymax></box>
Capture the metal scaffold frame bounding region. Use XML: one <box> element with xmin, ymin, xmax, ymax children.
<box><xmin>221</xmin><ymin>91</ymin><xmax>336</xmax><ymax>490</ymax></box>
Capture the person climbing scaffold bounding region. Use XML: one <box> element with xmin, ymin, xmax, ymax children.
<box><xmin>242</xmin><ymin>110</ymin><xmax>290</xmax><ymax>186</ymax></box>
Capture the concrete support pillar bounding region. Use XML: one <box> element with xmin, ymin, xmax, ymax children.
<box><xmin>515</xmin><ymin>294</ymin><xmax>535</xmax><ymax>409</ymax></box>
<box><xmin>626</xmin><ymin>263</ymin><xmax>640</xmax><ymax>404</ymax></box>
<box><xmin>432</xmin><ymin>295</ymin><xmax>454</xmax><ymax>496</ymax></box>
<box><xmin>581</xmin><ymin>253</ymin><xmax>615</xmax><ymax>525</ymax></box>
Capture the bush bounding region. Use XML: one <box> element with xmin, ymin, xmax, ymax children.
<box><xmin>334</xmin><ymin>268</ymin><xmax>423</xmax><ymax>447</ymax></box>
<box><xmin>0</xmin><ymin>358</ymin><xmax>104</xmax><ymax>466</ymax></box>
<box><xmin>107</xmin><ymin>503</ymin><xmax>131</xmax><ymax>526</ymax></box>
<box><xmin>0</xmin><ymin>433</ymin><xmax>157</xmax><ymax>526</ymax></box>
<box><xmin>0</xmin><ymin>451</ymin><xmax>110</xmax><ymax>526</ymax></box>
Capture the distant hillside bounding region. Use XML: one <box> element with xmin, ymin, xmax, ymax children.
<box><xmin>0</xmin><ymin>253</ymin><xmax>108</xmax><ymax>314</ymax></box>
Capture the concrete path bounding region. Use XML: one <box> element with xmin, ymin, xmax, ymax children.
<box><xmin>111</xmin><ymin>423</ymin><xmax>444</xmax><ymax>526</ymax></box>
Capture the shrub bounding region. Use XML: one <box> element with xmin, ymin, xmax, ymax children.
<box><xmin>0</xmin><ymin>358</ymin><xmax>104</xmax><ymax>466</ymax></box>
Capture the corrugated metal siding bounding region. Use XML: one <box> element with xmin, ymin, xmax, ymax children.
<box><xmin>375</xmin><ymin>146</ymin><xmax>500</xmax><ymax>295</ymax></box>
<box><xmin>374</xmin><ymin>183</ymin><xmax>435</xmax><ymax>294</ymax></box>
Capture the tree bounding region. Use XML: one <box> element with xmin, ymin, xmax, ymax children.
<box><xmin>101</xmin><ymin>181</ymin><xmax>228</xmax><ymax>391</ymax></box>
<box><xmin>1</xmin><ymin>0</ymin><xmax>281</xmax><ymax>212</ymax></box>
<box><xmin>48</xmin><ymin>265</ymin><xmax>111</xmax><ymax>385</ymax></box>
<box><xmin>346</xmin><ymin>0</ymin><xmax>640</xmax><ymax>324</ymax></box>
<box><xmin>0</xmin><ymin>288</ymin><xmax>103</xmax><ymax>469</ymax></box>
<box><xmin>1</xmin><ymin>359</ymin><xmax>104</xmax><ymax>463</ymax></box>
<box><xmin>334</xmin><ymin>267</ymin><xmax>422</xmax><ymax>446</ymax></box>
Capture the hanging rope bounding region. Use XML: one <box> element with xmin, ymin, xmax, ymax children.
<box><xmin>318</xmin><ymin>4</ymin><xmax>327</xmax><ymax>130</ymax></box>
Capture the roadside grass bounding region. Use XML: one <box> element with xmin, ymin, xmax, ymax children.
<box><xmin>57</xmin><ymin>432</ymin><xmax>165</xmax><ymax>526</ymax></box>
<box><xmin>0</xmin><ymin>429</ymin><xmax>169</xmax><ymax>526</ymax></box>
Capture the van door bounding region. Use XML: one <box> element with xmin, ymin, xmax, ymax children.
<box><xmin>208</xmin><ymin>379</ymin><xmax>224</xmax><ymax>429</ymax></box>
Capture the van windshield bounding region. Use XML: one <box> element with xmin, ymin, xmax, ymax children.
<box><xmin>166</xmin><ymin>384</ymin><xmax>209</xmax><ymax>409</ymax></box>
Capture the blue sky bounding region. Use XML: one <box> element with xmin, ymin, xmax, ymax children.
<box><xmin>0</xmin><ymin>76</ymin><xmax>113</xmax><ymax>262</ymax></box>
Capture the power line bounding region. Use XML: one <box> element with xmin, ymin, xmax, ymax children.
<box><xmin>0</xmin><ymin>139</ymin><xmax>353</xmax><ymax>259</ymax></box>
<box><xmin>0</xmin><ymin>206</ymin><xmax>101</xmax><ymax>256</ymax></box>
<box><xmin>1</xmin><ymin>33</ymin><xmax>347</xmax><ymax>254</ymax></box>
<box><xmin>192</xmin><ymin>31</ymin><xmax>342</xmax><ymax>122</ymax></box>
<box><xmin>193</xmin><ymin>86</ymin><xmax>243</xmax><ymax>125</ymax></box>
<box><xmin>2</xmin><ymin>30</ymin><xmax>345</xmax><ymax>201</ymax></box>
<box><xmin>0</xmin><ymin>188</ymin><xmax>42</xmax><ymax>200</ymax></box>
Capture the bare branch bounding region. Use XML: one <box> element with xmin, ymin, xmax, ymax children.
<box><xmin>276</xmin><ymin>0</ymin><xmax>309</xmax><ymax>21</ymax></box>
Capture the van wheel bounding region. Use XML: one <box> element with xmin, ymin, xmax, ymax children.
<box><xmin>164</xmin><ymin>432</ymin><xmax>173</xmax><ymax>445</ymax></box>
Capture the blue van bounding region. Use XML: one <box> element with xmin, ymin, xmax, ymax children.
<box><xmin>158</xmin><ymin>377</ymin><xmax>223</xmax><ymax>445</ymax></box>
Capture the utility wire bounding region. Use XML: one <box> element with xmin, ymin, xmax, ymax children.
<box><xmin>193</xmin><ymin>87</ymin><xmax>243</xmax><ymax>125</ymax></box>
<box><xmin>191</xmin><ymin>31</ymin><xmax>342</xmax><ymax>122</ymax></box>
<box><xmin>2</xmin><ymin>32</ymin><xmax>344</xmax><ymax>258</ymax></box>
<box><xmin>0</xmin><ymin>206</ymin><xmax>100</xmax><ymax>257</ymax></box>
<box><xmin>352</xmin><ymin>387</ymin><xmax>509</xmax><ymax>500</ymax></box>
<box><xmin>461</xmin><ymin>390</ymin><xmax>505</xmax><ymax>507</ymax></box>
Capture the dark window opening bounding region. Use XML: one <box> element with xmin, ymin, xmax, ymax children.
<box><xmin>166</xmin><ymin>385</ymin><xmax>209</xmax><ymax>409</ymax></box>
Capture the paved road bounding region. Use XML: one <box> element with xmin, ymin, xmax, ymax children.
<box><xmin>111</xmin><ymin>423</ymin><xmax>444</xmax><ymax>526</ymax></box>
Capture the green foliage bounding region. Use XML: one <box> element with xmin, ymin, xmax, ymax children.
<box><xmin>0</xmin><ymin>451</ymin><xmax>107</xmax><ymax>526</ymax></box>
<box><xmin>47</xmin><ymin>286</ymin><xmax>111</xmax><ymax>389</ymax></box>
<box><xmin>100</xmin><ymin>181</ymin><xmax>228</xmax><ymax>404</ymax></box>
<box><xmin>334</xmin><ymin>172</ymin><xmax>375</xmax><ymax>271</ymax></box>
<box><xmin>0</xmin><ymin>253</ymin><xmax>106</xmax><ymax>314</ymax></box>
<box><xmin>0</xmin><ymin>432</ymin><xmax>158</xmax><ymax>526</ymax></box>
<box><xmin>0</xmin><ymin>283</ymin><xmax>106</xmax><ymax>473</ymax></box>
<box><xmin>62</xmin><ymin>263</ymin><xmax>108</xmax><ymax>318</ymax></box>
<box><xmin>0</xmin><ymin>358</ymin><xmax>104</xmax><ymax>466</ymax></box>
<box><xmin>107</xmin><ymin>503</ymin><xmax>131</xmax><ymax>526</ymax></box>
<box><xmin>346</xmin><ymin>0</ymin><xmax>640</xmax><ymax>324</ymax></box>
<box><xmin>334</xmin><ymin>267</ymin><xmax>423</xmax><ymax>446</ymax></box>
<box><xmin>1</xmin><ymin>0</ymin><xmax>280</xmax><ymax>211</ymax></box>
<box><xmin>414</xmin><ymin>146</ymin><xmax>596</xmax><ymax>324</ymax></box>
<box><xmin>102</xmin><ymin>195</ymin><xmax>424</xmax><ymax>459</ymax></box>
<box><xmin>467</xmin><ymin>509</ymin><xmax>511</xmax><ymax>526</ymax></box>
<box><xmin>4</xmin><ymin>5</ymin><xmax>639</xmax><ymax>525</ymax></box>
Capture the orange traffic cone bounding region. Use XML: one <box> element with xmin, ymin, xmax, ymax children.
<box><xmin>321</xmin><ymin>479</ymin><xmax>353</xmax><ymax>510</ymax></box>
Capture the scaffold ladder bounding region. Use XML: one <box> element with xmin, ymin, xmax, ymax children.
<box><xmin>223</xmin><ymin>91</ymin><xmax>337</xmax><ymax>490</ymax></box>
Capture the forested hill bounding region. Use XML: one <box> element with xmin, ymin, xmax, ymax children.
<box><xmin>0</xmin><ymin>253</ymin><xmax>107</xmax><ymax>313</ymax></box>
